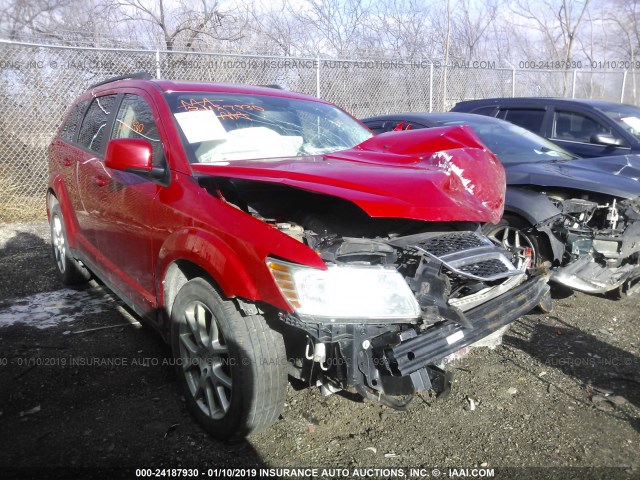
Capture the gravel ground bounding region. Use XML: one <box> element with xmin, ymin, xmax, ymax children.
<box><xmin>0</xmin><ymin>221</ymin><xmax>639</xmax><ymax>480</ymax></box>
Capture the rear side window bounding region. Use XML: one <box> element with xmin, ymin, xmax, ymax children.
<box><xmin>77</xmin><ymin>95</ymin><xmax>117</xmax><ymax>153</ymax></box>
<box><xmin>500</xmin><ymin>108</ymin><xmax>545</xmax><ymax>133</ymax></box>
<box><xmin>59</xmin><ymin>100</ymin><xmax>88</xmax><ymax>142</ymax></box>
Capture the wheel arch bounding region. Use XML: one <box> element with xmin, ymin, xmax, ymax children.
<box><xmin>157</xmin><ymin>228</ymin><xmax>288</xmax><ymax>327</ymax></box>
<box><xmin>504</xmin><ymin>187</ymin><xmax>566</xmax><ymax>262</ymax></box>
<box><xmin>47</xmin><ymin>180</ymin><xmax>80</xmax><ymax>249</ymax></box>
<box><xmin>162</xmin><ymin>259</ymin><xmax>212</xmax><ymax>320</ymax></box>
<box><xmin>504</xmin><ymin>186</ymin><xmax>561</xmax><ymax>225</ymax></box>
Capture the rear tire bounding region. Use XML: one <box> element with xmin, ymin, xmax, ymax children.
<box><xmin>170</xmin><ymin>277</ymin><xmax>288</xmax><ymax>439</ymax></box>
<box><xmin>49</xmin><ymin>200</ymin><xmax>91</xmax><ymax>285</ymax></box>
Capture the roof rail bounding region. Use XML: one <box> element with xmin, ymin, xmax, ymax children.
<box><xmin>86</xmin><ymin>72</ymin><xmax>153</xmax><ymax>90</ymax></box>
<box><xmin>259</xmin><ymin>84</ymin><xmax>284</xmax><ymax>89</ymax></box>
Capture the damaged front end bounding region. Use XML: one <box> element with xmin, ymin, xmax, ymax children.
<box><xmin>192</xmin><ymin>124</ymin><xmax>550</xmax><ymax>407</ymax></box>
<box><xmin>542</xmin><ymin>193</ymin><xmax>640</xmax><ymax>294</ymax></box>
<box><xmin>264</xmin><ymin>222</ymin><xmax>549</xmax><ymax>405</ymax></box>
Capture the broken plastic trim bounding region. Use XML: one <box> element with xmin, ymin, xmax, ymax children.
<box><xmin>410</xmin><ymin>244</ymin><xmax>522</xmax><ymax>282</ymax></box>
<box><xmin>383</xmin><ymin>275</ymin><xmax>550</xmax><ymax>377</ymax></box>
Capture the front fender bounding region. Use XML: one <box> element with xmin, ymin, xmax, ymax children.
<box><xmin>504</xmin><ymin>187</ymin><xmax>561</xmax><ymax>225</ymax></box>
<box><xmin>156</xmin><ymin>227</ymin><xmax>291</xmax><ymax>312</ymax></box>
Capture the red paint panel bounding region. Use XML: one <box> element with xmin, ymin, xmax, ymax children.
<box><xmin>192</xmin><ymin>126</ymin><xmax>505</xmax><ymax>224</ymax></box>
<box><xmin>104</xmin><ymin>138</ymin><xmax>153</xmax><ymax>172</ymax></box>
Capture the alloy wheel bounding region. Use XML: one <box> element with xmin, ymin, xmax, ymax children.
<box><xmin>178</xmin><ymin>301</ymin><xmax>232</xmax><ymax>420</ymax></box>
<box><xmin>52</xmin><ymin>215</ymin><xmax>66</xmax><ymax>273</ymax></box>
<box><xmin>486</xmin><ymin>224</ymin><xmax>536</xmax><ymax>269</ymax></box>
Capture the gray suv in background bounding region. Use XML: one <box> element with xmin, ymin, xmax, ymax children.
<box><xmin>451</xmin><ymin>97</ymin><xmax>640</xmax><ymax>158</ymax></box>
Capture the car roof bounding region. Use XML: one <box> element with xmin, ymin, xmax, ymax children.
<box><xmin>454</xmin><ymin>97</ymin><xmax>636</xmax><ymax>109</ymax></box>
<box><xmin>86</xmin><ymin>76</ymin><xmax>328</xmax><ymax>104</ymax></box>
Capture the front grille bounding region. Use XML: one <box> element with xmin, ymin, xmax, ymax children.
<box><xmin>417</xmin><ymin>232</ymin><xmax>486</xmax><ymax>257</ymax></box>
<box><xmin>458</xmin><ymin>259</ymin><xmax>509</xmax><ymax>277</ymax></box>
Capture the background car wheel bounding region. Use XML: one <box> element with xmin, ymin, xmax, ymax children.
<box><xmin>483</xmin><ymin>215</ymin><xmax>547</xmax><ymax>268</ymax></box>
<box><xmin>49</xmin><ymin>199</ymin><xmax>91</xmax><ymax>285</ymax></box>
<box><xmin>170</xmin><ymin>277</ymin><xmax>288</xmax><ymax>439</ymax></box>
<box><xmin>483</xmin><ymin>215</ymin><xmax>553</xmax><ymax>312</ymax></box>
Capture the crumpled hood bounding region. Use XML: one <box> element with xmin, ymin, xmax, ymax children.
<box><xmin>507</xmin><ymin>155</ymin><xmax>640</xmax><ymax>199</ymax></box>
<box><xmin>191</xmin><ymin>126</ymin><xmax>506</xmax><ymax>223</ymax></box>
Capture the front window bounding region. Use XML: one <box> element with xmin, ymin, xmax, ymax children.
<box><xmin>111</xmin><ymin>94</ymin><xmax>165</xmax><ymax>167</ymax></box>
<box><xmin>166</xmin><ymin>92</ymin><xmax>372</xmax><ymax>163</ymax></box>
<box><xmin>551</xmin><ymin>110</ymin><xmax>617</xmax><ymax>144</ymax></box>
<box><xmin>595</xmin><ymin>104</ymin><xmax>640</xmax><ymax>142</ymax></box>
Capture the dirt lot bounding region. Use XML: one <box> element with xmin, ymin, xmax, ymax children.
<box><xmin>0</xmin><ymin>221</ymin><xmax>639</xmax><ymax>480</ymax></box>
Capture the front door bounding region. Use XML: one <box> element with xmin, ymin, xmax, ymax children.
<box><xmin>95</xmin><ymin>92</ymin><xmax>168</xmax><ymax>315</ymax></box>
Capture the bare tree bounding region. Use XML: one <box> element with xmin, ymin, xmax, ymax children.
<box><xmin>103</xmin><ymin>0</ymin><xmax>245</xmax><ymax>51</ymax></box>
<box><xmin>451</xmin><ymin>0</ymin><xmax>501</xmax><ymax>60</ymax></box>
<box><xmin>442</xmin><ymin>0</ymin><xmax>452</xmax><ymax>103</ymax></box>
<box><xmin>509</xmin><ymin>0</ymin><xmax>591</xmax><ymax>93</ymax></box>
<box><xmin>602</xmin><ymin>0</ymin><xmax>640</xmax><ymax>102</ymax></box>
<box><xmin>243</xmin><ymin>0</ymin><xmax>313</xmax><ymax>56</ymax></box>
<box><xmin>292</xmin><ymin>0</ymin><xmax>373</xmax><ymax>57</ymax></box>
<box><xmin>0</xmin><ymin>0</ymin><xmax>75</xmax><ymax>41</ymax></box>
<box><xmin>370</xmin><ymin>0</ymin><xmax>443</xmax><ymax>59</ymax></box>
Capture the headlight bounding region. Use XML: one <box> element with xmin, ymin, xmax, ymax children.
<box><xmin>267</xmin><ymin>258</ymin><xmax>421</xmax><ymax>320</ymax></box>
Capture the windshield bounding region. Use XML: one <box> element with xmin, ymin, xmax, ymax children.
<box><xmin>595</xmin><ymin>104</ymin><xmax>640</xmax><ymax>141</ymax></box>
<box><xmin>437</xmin><ymin>118</ymin><xmax>577</xmax><ymax>164</ymax></box>
<box><xmin>167</xmin><ymin>92</ymin><xmax>372</xmax><ymax>163</ymax></box>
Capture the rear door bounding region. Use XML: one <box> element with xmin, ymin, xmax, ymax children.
<box><xmin>49</xmin><ymin>99</ymin><xmax>90</xmax><ymax>223</ymax></box>
<box><xmin>75</xmin><ymin>93</ymin><xmax>119</xmax><ymax>266</ymax></box>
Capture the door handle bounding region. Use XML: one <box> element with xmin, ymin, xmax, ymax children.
<box><xmin>92</xmin><ymin>175</ymin><xmax>107</xmax><ymax>187</ymax></box>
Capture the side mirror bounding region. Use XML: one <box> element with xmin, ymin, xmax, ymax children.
<box><xmin>590</xmin><ymin>133</ymin><xmax>624</xmax><ymax>147</ymax></box>
<box><xmin>105</xmin><ymin>138</ymin><xmax>153</xmax><ymax>173</ymax></box>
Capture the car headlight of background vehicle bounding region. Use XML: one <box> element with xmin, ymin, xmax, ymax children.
<box><xmin>267</xmin><ymin>258</ymin><xmax>421</xmax><ymax>320</ymax></box>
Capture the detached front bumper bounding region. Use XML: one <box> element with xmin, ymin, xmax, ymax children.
<box><xmin>371</xmin><ymin>275</ymin><xmax>549</xmax><ymax>392</ymax></box>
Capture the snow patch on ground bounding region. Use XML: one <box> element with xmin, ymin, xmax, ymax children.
<box><xmin>0</xmin><ymin>288</ymin><xmax>115</xmax><ymax>329</ymax></box>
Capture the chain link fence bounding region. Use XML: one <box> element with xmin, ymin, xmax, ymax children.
<box><xmin>1</xmin><ymin>39</ymin><xmax>638</xmax><ymax>221</ymax></box>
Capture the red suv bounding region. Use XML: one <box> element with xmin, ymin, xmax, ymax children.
<box><xmin>47</xmin><ymin>73</ymin><xmax>550</xmax><ymax>439</ymax></box>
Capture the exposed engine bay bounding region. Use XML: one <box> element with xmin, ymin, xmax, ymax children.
<box><xmin>537</xmin><ymin>189</ymin><xmax>640</xmax><ymax>294</ymax></box>
<box><xmin>203</xmin><ymin>178</ymin><xmax>550</xmax><ymax>405</ymax></box>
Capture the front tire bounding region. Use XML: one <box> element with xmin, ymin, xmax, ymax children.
<box><xmin>170</xmin><ymin>278</ymin><xmax>288</xmax><ymax>439</ymax></box>
<box><xmin>483</xmin><ymin>215</ymin><xmax>547</xmax><ymax>269</ymax></box>
<box><xmin>49</xmin><ymin>200</ymin><xmax>91</xmax><ymax>285</ymax></box>
<box><xmin>483</xmin><ymin>215</ymin><xmax>553</xmax><ymax>313</ymax></box>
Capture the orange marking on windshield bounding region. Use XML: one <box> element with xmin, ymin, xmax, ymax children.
<box><xmin>179</xmin><ymin>98</ymin><xmax>264</xmax><ymax>121</ymax></box>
